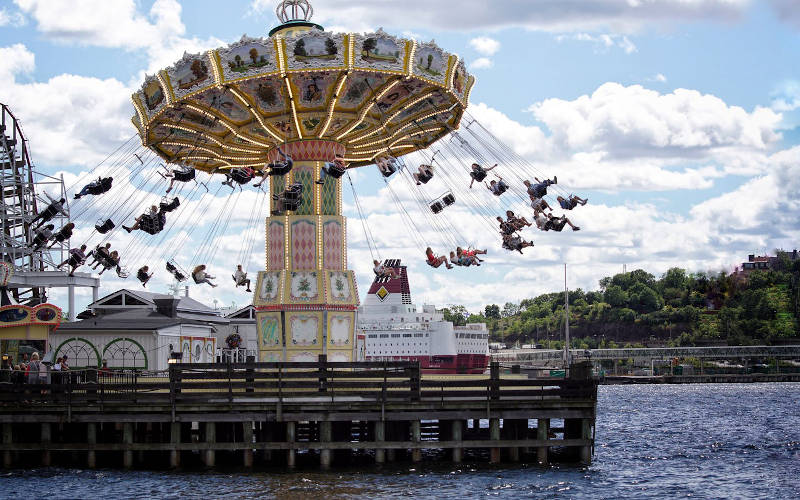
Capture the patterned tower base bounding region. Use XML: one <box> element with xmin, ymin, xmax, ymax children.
<box><xmin>253</xmin><ymin>140</ymin><xmax>358</xmax><ymax>362</ymax></box>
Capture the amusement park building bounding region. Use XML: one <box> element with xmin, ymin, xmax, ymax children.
<box><xmin>51</xmin><ymin>289</ymin><xmax>225</xmax><ymax>370</ymax></box>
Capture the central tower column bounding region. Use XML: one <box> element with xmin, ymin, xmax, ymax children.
<box><xmin>253</xmin><ymin>140</ymin><xmax>358</xmax><ymax>362</ymax></box>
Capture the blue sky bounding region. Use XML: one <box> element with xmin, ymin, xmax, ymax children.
<box><xmin>1</xmin><ymin>0</ymin><xmax>799</xmax><ymax>314</ymax></box>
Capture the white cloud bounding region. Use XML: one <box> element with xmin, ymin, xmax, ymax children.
<box><xmin>771</xmin><ymin>80</ymin><xmax>800</xmax><ymax>112</ymax></box>
<box><xmin>251</xmin><ymin>0</ymin><xmax>749</xmax><ymax>33</ymax></box>
<box><xmin>469</xmin><ymin>36</ymin><xmax>501</xmax><ymax>56</ymax></box>
<box><xmin>557</xmin><ymin>32</ymin><xmax>638</xmax><ymax>53</ymax></box>
<box><xmin>0</xmin><ymin>6</ymin><xmax>26</xmax><ymax>26</ymax></box>
<box><xmin>647</xmin><ymin>73</ymin><xmax>668</xmax><ymax>83</ymax></box>
<box><xmin>469</xmin><ymin>57</ymin><xmax>493</xmax><ymax>70</ymax></box>
<box><xmin>0</xmin><ymin>44</ymin><xmax>35</xmax><ymax>81</ymax></box>
<box><xmin>528</xmin><ymin>83</ymin><xmax>782</xmax><ymax>157</ymax></box>
<box><xmin>13</xmin><ymin>0</ymin><xmax>224</xmax><ymax>74</ymax></box>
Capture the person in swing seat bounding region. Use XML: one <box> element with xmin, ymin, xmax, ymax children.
<box><xmin>74</xmin><ymin>177</ymin><xmax>113</xmax><ymax>199</ymax></box>
<box><xmin>413</xmin><ymin>164</ymin><xmax>434</xmax><ymax>185</ymax></box>
<box><xmin>502</xmin><ymin>233</ymin><xmax>534</xmax><ymax>254</ymax></box>
<box><xmin>165</xmin><ymin>163</ymin><xmax>195</xmax><ymax>194</ymax></box>
<box><xmin>316</xmin><ymin>153</ymin><xmax>347</xmax><ymax>185</ymax></box>
<box><xmin>505</xmin><ymin>210</ymin><xmax>532</xmax><ymax>231</ymax></box>
<box><xmin>524</xmin><ymin>176</ymin><xmax>557</xmax><ymax>199</ymax></box>
<box><xmin>47</xmin><ymin>222</ymin><xmax>75</xmax><ymax>248</ymax></box>
<box><xmin>373</xmin><ymin>260</ymin><xmax>400</xmax><ymax>279</ymax></box>
<box><xmin>497</xmin><ymin>216</ymin><xmax>516</xmax><ymax>236</ymax></box>
<box><xmin>233</xmin><ymin>264</ymin><xmax>252</xmax><ymax>292</ymax></box>
<box><xmin>254</xmin><ymin>148</ymin><xmax>294</xmax><ymax>188</ymax></box>
<box><xmin>57</xmin><ymin>244</ymin><xmax>87</xmax><ymax>276</ymax></box>
<box><xmin>457</xmin><ymin>246</ymin><xmax>487</xmax><ymax>263</ymax></box>
<box><xmin>425</xmin><ymin>247</ymin><xmax>453</xmax><ymax>269</ymax></box>
<box><xmin>137</xmin><ymin>266</ymin><xmax>153</xmax><ymax>287</ymax></box>
<box><xmin>192</xmin><ymin>265</ymin><xmax>217</xmax><ymax>287</ymax></box>
<box><xmin>376</xmin><ymin>155</ymin><xmax>399</xmax><ymax>177</ymax></box>
<box><xmin>469</xmin><ymin>163</ymin><xmax>496</xmax><ymax>188</ymax></box>
<box><xmin>557</xmin><ymin>194</ymin><xmax>588</xmax><ymax>210</ymax></box>
<box><xmin>485</xmin><ymin>178</ymin><xmax>508</xmax><ymax>196</ymax></box>
<box><xmin>31</xmin><ymin>224</ymin><xmax>54</xmax><ymax>250</ymax></box>
<box><xmin>166</xmin><ymin>261</ymin><xmax>187</xmax><ymax>282</ymax></box>
<box><xmin>456</xmin><ymin>247</ymin><xmax>481</xmax><ymax>266</ymax></box>
<box><xmin>530</xmin><ymin>196</ymin><xmax>553</xmax><ymax>216</ymax></box>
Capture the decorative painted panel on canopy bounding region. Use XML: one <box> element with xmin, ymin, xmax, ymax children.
<box><xmin>133</xmin><ymin>29</ymin><xmax>473</xmax><ymax>172</ymax></box>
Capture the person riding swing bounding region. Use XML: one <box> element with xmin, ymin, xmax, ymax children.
<box><xmin>123</xmin><ymin>205</ymin><xmax>167</xmax><ymax>235</ymax></box>
<box><xmin>192</xmin><ymin>265</ymin><xmax>217</xmax><ymax>287</ymax></box>
<box><xmin>31</xmin><ymin>193</ymin><xmax>68</xmax><ymax>230</ymax></box>
<box><xmin>74</xmin><ymin>177</ymin><xmax>113</xmax><ymax>199</ymax></box>
<box><xmin>271</xmin><ymin>182</ymin><xmax>303</xmax><ymax>215</ymax></box>
<box><xmin>376</xmin><ymin>155</ymin><xmax>399</xmax><ymax>178</ymax></box>
<box><xmin>166</xmin><ymin>261</ymin><xmax>187</xmax><ymax>282</ymax></box>
<box><xmin>254</xmin><ymin>148</ymin><xmax>294</xmax><ymax>188</ymax></box>
<box><xmin>47</xmin><ymin>223</ymin><xmax>75</xmax><ymax>248</ymax></box>
<box><xmin>413</xmin><ymin>164</ymin><xmax>434</xmax><ymax>185</ymax></box>
<box><xmin>373</xmin><ymin>260</ymin><xmax>400</xmax><ymax>280</ymax></box>
<box><xmin>223</xmin><ymin>166</ymin><xmax>257</xmax><ymax>188</ymax></box>
<box><xmin>485</xmin><ymin>178</ymin><xmax>509</xmax><ymax>196</ymax></box>
<box><xmin>164</xmin><ymin>163</ymin><xmax>196</xmax><ymax>194</ymax></box>
<box><xmin>57</xmin><ymin>244</ymin><xmax>88</xmax><ymax>276</ymax></box>
<box><xmin>425</xmin><ymin>247</ymin><xmax>453</xmax><ymax>269</ymax></box>
<box><xmin>136</xmin><ymin>266</ymin><xmax>153</xmax><ymax>287</ymax></box>
<box><xmin>233</xmin><ymin>264</ymin><xmax>252</xmax><ymax>292</ymax></box>
<box><xmin>469</xmin><ymin>163</ymin><xmax>496</xmax><ymax>188</ymax></box>
<box><xmin>316</xmin><ymin>153</ymin><xmax>347</xmax><ymax>185</ymax></box>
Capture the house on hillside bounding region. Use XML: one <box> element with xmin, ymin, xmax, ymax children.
<box><xmin>51</xmin><ymin>289</ymin><xmax>229</xmax><ymax>370</ymax></box>
<box><xmin>732</xmin><ymin>249</ymin><xmax>799</xmax><ymax>279</ymax></box>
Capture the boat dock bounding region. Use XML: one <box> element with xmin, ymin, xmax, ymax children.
<box><xmin>0</xmin><ymin>359</ymin><xmax>597</xmax><ymax>469</ymax></box>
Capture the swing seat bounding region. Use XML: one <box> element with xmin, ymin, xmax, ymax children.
<box><xmin>269</xmin><ymin>160</ymin><xmax>293</xmax><ymax>176</ymax></box>
<box><xmin>117</xmin><ymin>266</ymin><xmax>130</xmax><ymax>279</ymax></box>
<box><xmin>380</xmin><ymin>164</ymin><xmax>397</xmax><ymax>178</ymax></box>
<box><xmin>470</xmin><ymin>169</ymin><xmax>487</xmax><ymax>182</ymax></box>
<box><xmin>230</xmin><ymin>168</ymin><xmax>254</xmax><ymax>184</ymax></box>
<box><xmin>327</xmin><ymin>164</ymin><xmax>346</xmax><ymax>179</ymax></box>
<box><xmin>417</xmin><ymin>171</ymin><xmax>433</xmax><ymax>184</ymax></box>
<box><xmin>95</xmin><ymin>219</ymin><xmax>115</xmax><ymax>234</ymax></box>
<box><xmin>160</xmin><ymin>196</ymin><xmax>180</xmax><ymax>213</ymax></box>
<box><xmin>429</xmin><ymin>201</ymin><xmax>444</xmax><ymax>214</ymax></box>
<box><xmin>442</xmin><ymin>193</ymin><xmax>455</xmax><ymax>206</ymax></box>
<box><xmin>166</xmin><ymin>261</ymin><xmax>188</xmax><ymax>282</ymax></box>
<box><xmin>494</xmin><ymin>181</ymin><xmax>508</xmax><ymax>195</ymax></box>
<box><xmin>140</xmin><ymin>213</ymin><xmax>166</xmax><ymax>235</ymax></box>
<box><xmin>137</xmin><ymin>270</ymin><xmax>151</xmax><ymax>284</ymax></box>
<box><xmin>173</xmin><ymin>168</ymin><xmax>195</xmax><ymax>182</ymax></box>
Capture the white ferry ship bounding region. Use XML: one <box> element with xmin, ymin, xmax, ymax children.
<box><xmin>356</xmin><ymin>259</ymin><xmax>489</xmax><ymax>374</ymax></box>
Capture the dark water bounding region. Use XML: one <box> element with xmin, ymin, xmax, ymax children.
<box><xmin>3</xmin><ymin>383</ymin><xmax>798</xmax><ymax>499</ymax></box>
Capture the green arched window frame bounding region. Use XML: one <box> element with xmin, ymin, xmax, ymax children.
<box><xmin>53</xmin><ymin>337</ymin><xmax>101</xmax><ymax>368</ymax></box>
<box><xmin>102</xmin><ymin>337</ymin><xmax>148</xmax><ymax>369</ymax></box>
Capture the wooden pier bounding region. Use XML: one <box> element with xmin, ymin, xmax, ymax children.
<box><xmin>0</xmin><ymin>359</ymin><xmax>597</xmax><ymax>469</ymax></box>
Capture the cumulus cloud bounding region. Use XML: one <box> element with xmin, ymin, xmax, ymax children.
<box><xmin>13</xmin><ymin>0</ymin><xmax>224</xmax><ymax>74</ymax></box>
<box><xmin>469</xmin><ymin>36</ymin><xmax>501</xmax><ymax>56</ymax></box>
<box><xmin>0</xmin><ymin>43</ymin><xmax>134</xmax><ymax>169</ymax></box>
<box><xmin>253</xmin><ymin>0</ymin><xmax>749</xmax><ymax>33</ymax></box>
<box><xmin>528</xmin><ymin>83</ymin><xmax>782</xmax><ymax>158</ymax></box>
<box><xmin>556</xmin><ymin>32</ymin><xmax>638</xmax><ymax>54</ymax></box>
<box><xmin>469</xmin><ymin>57</ymin><xmax>493</xmax><ymax>70</ymax></box>
<box><xmin>771</xmin><ymin>80</ymin><xmax>800</xmax><ymax>112</ymax></box>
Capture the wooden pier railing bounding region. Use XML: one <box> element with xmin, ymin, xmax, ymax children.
<box><xmin>0</xmin><ymin>360</ymin><xmax>597</xmax><ymax>469</ymax></box>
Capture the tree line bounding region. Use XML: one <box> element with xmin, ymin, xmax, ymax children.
<box><xmin>441</xmin><ymin>256</ymin><xmax>800</xmax><ymax>348</ymax></box>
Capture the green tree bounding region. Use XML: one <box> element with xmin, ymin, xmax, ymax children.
<box><xmin>484</xmin><ymin>304</ymin><xmax>500</xmax><ymax>319</ymax></box>
<box><xmin>502</xmin><ymin>302</ymin><xmax>519</xmax><ymax>318</ymax></box>
<box><xmin>604</xmin><ymin>285</ymin><xmax>628</xmax><ymax>308</ymax></box>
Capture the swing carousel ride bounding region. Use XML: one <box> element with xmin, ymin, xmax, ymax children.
<box><xmin>53</xmin><ymin>0</ymin><xmax>586</xmax><ymax>363</ymax></box>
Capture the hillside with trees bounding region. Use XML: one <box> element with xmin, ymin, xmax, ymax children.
<box><xmin>441</xmin><ymin>258</ymin><xmax>800</xmax><ymax>348</ymax></box>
